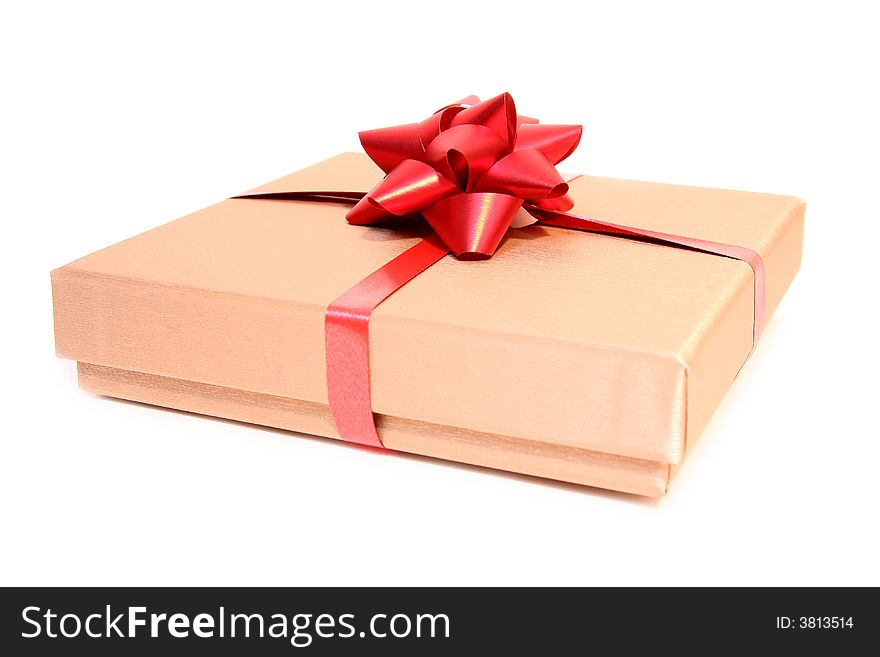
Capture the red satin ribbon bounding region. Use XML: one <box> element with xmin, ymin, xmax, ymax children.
<box><xmin>236</xmin><ymin>94</ymin><xmax>766</xmax><ymax>449</ymax></box>
<box><xmin>325</xmin><ymin>236</ymin><xmax>449</xmax><ymax>448</ymax></box>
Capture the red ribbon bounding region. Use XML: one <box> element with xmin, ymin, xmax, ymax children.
<box><xmin>325</xmin><ymin>236</ymin><xmax>448</xmax><ymax>448</ymax></box>
<box><xmin>236</xmin><ymin>94</ymin><xmax>765</xmax><ymax>450</ymax></box>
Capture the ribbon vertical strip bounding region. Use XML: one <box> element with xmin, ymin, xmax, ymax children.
<box><xmin>325</xmin><ymin>235</ymin><xmax>449</xmax><ymax>448</ymax></box>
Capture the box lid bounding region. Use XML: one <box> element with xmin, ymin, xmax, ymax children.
<box><xmin>51</xmin><ymin>153</ymin><xmax>804</xmax><ymax>463</ymax></box>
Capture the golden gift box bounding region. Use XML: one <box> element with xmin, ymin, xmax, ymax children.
<box><xmin>51</xmin><ymin>151</ymin><xmax>804</xmax><ymax>496</ymax></box>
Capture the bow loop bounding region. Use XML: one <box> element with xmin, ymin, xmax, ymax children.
<box><xmin>348</xmin><ymin>159</ymin><xmax>458</xmax><ymax>224</ymax></box>
<box><xmin>529</xmin><ymin>192</ymin><xmax>575</xmax><ymax>212</ymax></box>
<box><xmin>424</xmin><ymin>124</ymin><xmax>509</xmax><ymax>191</ymax></box>
<box><xmin>419</xmin><ymin>105</ymin><xmax>467</xmax><ymax>146</ymax></box>
<box><xmin>421</xmin><ymin>192</ymin><xmax>522</xmax><ymax>259</ymax></box>
<box><xmin>514</xmin><ymin>124</ymin><xmax>583</xmax><ymax>164</ymax></box>
<box><xmin>449</xmin><ymin>92</ymin><xmax>518</xmax><ymax>147</ymax></box>
<box><xmin>358</xmin><ymin>123</ymin><xmax>425</xmax><ymax>174</ymax></box>
<box><xmin>473</xmin><ymin>148</ymin><xmax>569</xmax><ymax>200</ymax></box>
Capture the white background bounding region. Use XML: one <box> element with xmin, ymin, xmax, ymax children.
<box><xmin>1</xmin><ymin>1</ymin><xmax>878</xmax><ymax>586</ymax></box>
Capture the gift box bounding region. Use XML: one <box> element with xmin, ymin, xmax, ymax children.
<box><xmin>51</xmin><ymin>98</ymin><xmax>804</xmax><ymax>496</ymax></box>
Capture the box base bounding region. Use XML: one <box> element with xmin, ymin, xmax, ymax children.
<box><xmin>77</xmin><ymin>362</ymin><xmax>672</xmax><ymax>497</ymax></box>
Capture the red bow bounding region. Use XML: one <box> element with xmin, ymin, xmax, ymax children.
<box><xmin>346</xmin><ymin>93</ymin><xmax>583</xmax><ymax>259</ymax></box>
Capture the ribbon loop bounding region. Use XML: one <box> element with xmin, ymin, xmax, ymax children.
<box><xmin>423</xmin><ymin>124</ymin><xmax>510</xmax><ymax>191</ymax></box>
<box><xmin>515</xmin><ymin>124</ymin><xmax>584</xmax><ymax>164</ymax></box>
<box><xmin>359</xmin><ymin>123</ymin><xmax>425</xmax><ymax>174</ymax></box>
<box><xmin>348</xmin><ymin>159</ymin><xmax>458</xmax><ymax>223</ymax></box>
<box><xmin>450</xmin><ymin>92</ymin><xmax>518</xmax><ymax>146</ymax></box>
<box><xmin>422</xmin><ymin>192</ymin><xmax>523</xmax><ymax>259</ymax></box>
<box><xmin>474</xmin><ymin>148</ymin><xmax>569</xmax><ymax>200</ymax></box>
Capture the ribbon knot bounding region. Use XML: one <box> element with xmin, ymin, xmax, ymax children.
<box><xmin>347</xmin><ymin>93</ymin><xmax>583</xmax><ymax>259</ymax></box>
